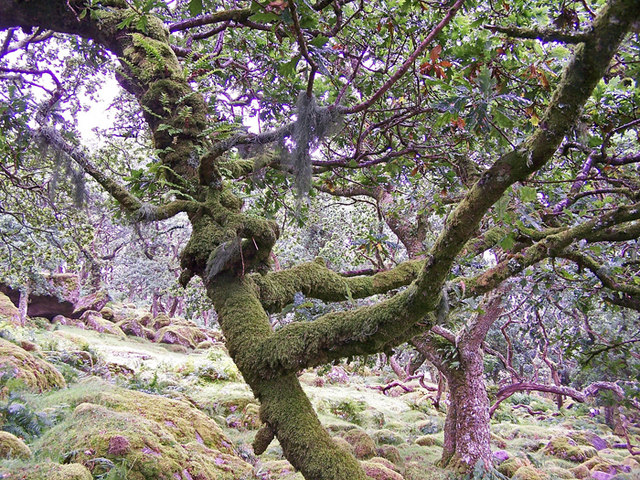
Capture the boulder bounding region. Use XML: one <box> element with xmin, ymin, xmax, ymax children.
<box><xmin>493</xmin><ymin>449</ymin><xmax>510</xmax><ymax>464</ymax></box>
<box><xmin>36</xmin><ymin>382</ymin><xmax>254</xmax><ymax>480</ymax></box>
<box><xmin>80</xmin><ymin>310</ymin><xmax>125</xmax><ymax>337</ymax></box>
<box><xmin>1</xmin><ymin>274</ymin><xmax>79</xmax><ymax>319</ymax></box>
<box><xmin>71</xmin><ymin>290</ymin><xmax>110</xmax><ymax>318</ymax></box>
<box><xmin>372</xmin><ymin>429</ymin><xmax>404</xmax><ymax>446</ymax></box>
<box><xmin>0</xmin><ymin>431</ymin><xmax>32</xmax><ymax>459</ymax></box>
<box><xmin>545</xmin><ymin>436</ymin><xmax>598</xmax><ymax>462</ymax></box>
<box><xmin>341</xmin><ymin>428</ymin><xmax>377</xmax><ymax>460</ymax></box>
<box><xmin>3</xmin><ymin>462</ymin><xmax>92</xmax><ymax>480</ymax></box>
<box><xmin>513</xmin><ymin>466</ymin><xmax>549</xmax><ymax>480</ymax></box>
<box><xmin>116</xmin><ymin>318</ymin><xmax>147</xmax><ymax>338</ymax></box>
<box><xmin>361</xmin><ymin>459</ymin><xmax>405</xmax><ymax>480</ymax></box>
<box><xmin>0</xmin><ymin>291</ymin><xmax>21</xmax><ymax>325</ymax></box>
<box><xmin>154</xmin><ymin>325</ymin><xmax>208</xmax><ymax>349</ymax></box>
<box><xmin>0</xmin><ymin>337</ymin><xmax>66</xmax><ymax>393</ymax></box>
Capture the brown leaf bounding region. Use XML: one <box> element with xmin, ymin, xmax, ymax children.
<box><xmin>430</xmin><ymin>45</ymin><xmax>442</xmax><ymax>61</ymax></box>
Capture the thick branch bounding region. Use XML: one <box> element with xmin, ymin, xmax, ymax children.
<box><xmin>490</xmin><ymin>381</ymin><xmax>625</xmax><ymax>416</ymax></box>
<box><xmin>484</xmin><ymin>24</ymin><xmax>593</xmax><ymax>43</ymax></box>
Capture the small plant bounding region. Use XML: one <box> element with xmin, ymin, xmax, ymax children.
<box><xmin>0</xmin><ymin>392</ymin><xmax>51</xmax><ymax>441</ymax></box>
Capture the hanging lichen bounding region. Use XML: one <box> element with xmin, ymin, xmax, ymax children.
<box><xmin>283</xmin><ymin>93</ymin><xmax>342</xmax><ymax>207</ymax></box>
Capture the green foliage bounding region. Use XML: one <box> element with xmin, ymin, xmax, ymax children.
<box><xmin>0</xmin><ymin>393</ymin><xmax>51</xmax><ymax>441</ymax></box>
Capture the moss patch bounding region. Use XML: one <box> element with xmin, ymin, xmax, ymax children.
<box><xmin>0</xmin><ymin>431</ymin><xmax>32</xmax><ymax>459</ymax></box>
<box><xmin>0</xmin><ymin>338</ymin><xmax>66</xmax><ymax>393</ymax></box>
<box><xmin>4</xmin><ymin>461</ymin><xmax>92</xmax><ymax>480</ymax></box>
<box><xmin>35</xmin><ymin>401</ymin><xmax>252</xmax><ymax>480</ymax></box>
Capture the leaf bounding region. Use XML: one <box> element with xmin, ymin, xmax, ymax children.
<box><xmin>188</xmin><ymin>0</ymin><xmax>203</xmax><ymax>16</ymax></box>
<box><xmin>430</xmin><ymin>45</ymin><xmax>442</xmax><ymax>61</ymax></box>
<box><xmin>519</xmin><ymin>186</ymin><xmax>537</xmax><ymax>203</ymax></box>
<box><xmin>248</xmin><ymin>12</ymin><xmax>281</xmax><ymax>23</ymax></box>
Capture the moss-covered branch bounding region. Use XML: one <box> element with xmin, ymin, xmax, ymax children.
<box><xmin>484</xmin><ymin>24</ymin><xmax>593</xmax><ymax>43</ymax></box>
<box><xmin>251</xmin><ymin>258</ymin><xmax>423</xmax><ymax>313</ymax></box>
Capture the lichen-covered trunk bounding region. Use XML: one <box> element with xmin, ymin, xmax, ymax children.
<box><xmin>440</xmin><ymin>354</ymin><xmax>492</xmax><ymax>472</ymax></box>
<box><xmin>17</xmin><ymin>286</ymin><xmax>29</xmax><ymax>326</ymax></box>
<box><xmin>207</xmin><ymin>274</ymin><xmax>369</xmax><ymax>480</ymax></box>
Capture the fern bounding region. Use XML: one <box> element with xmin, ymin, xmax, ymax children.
<box><xmin>0</xmin><ymin>392</ymin><xmax>51</xmax><ymax>441</ymax></box>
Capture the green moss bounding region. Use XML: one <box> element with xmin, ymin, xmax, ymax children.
<box><xmin>360</xmin><ymin>459</ymin><xmax>404</xmax><ymax>480</ymax></box>
<box><xmin>545</xmin><ymin>466</ymin><xmax>574</xmax><ymax>479</ymax></box>
<box><xmin>0</xmin><ymin>431</ymin><xmax>32</xmax><ymax>459</ymax></box>
<box><xmin>341</xmin><ymin>428</ymin><xmax>377</xmax><ymax>459</ymax></box>
<box><xmin>544</xmin><ymin>436</ymin><xmax>597</xmax><ymax>462</ymax></box>
<box><xmin>375</xmin><ymin>445</ymin><xmax>404</xmax><ymax>470</ymax></box>
<box><xmin>0</xmin><ymin>338</ymin><xmax>66</xmax><ymax>393</ymax></box>
<box><xmin>512</xmin><ymin>466</ymin><xmax>548</xmax><ymax>480</ymax></box>
<box><xmin>372</xmin><ymin>429</ymin><xmax>404</xmax><ymax>446</ymax></box>
<box><xmin>35</xmin><ymin>402</ymin><xmax>252</xmax><ymax>480</ymax></box>
<box><xmin>0</xmin><ymin>292</ymin><xmax>20</xmax><ymax>324</ymax></box>
<box><xmin>569</xmin><ymin>465</ymin><xmax>590</xmax><ymax>479</ymax></box>
<box><xmin>3</xmin><ymin>461</ymin><xmax>92</xmax><ymax>480</ymax></box>
<box><xmin>497</xmin><ymin>458</ymin><xmax>531</xmax><ymax>477</ymax></box>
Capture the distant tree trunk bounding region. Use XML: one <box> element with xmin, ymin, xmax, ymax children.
<box><xmin>412</xmin><ymin>291</ymin><xmax>505</xmax><ymax>472</ymax></box>
<box><xmin>18</xmin><ymin>285</ymin><xmax>29</xmax><ymax>326</ymax></box>
<box><xmin>440</xmin><ymin>354</ymin><xmax>492</xmax><ymax>470</ymax></box>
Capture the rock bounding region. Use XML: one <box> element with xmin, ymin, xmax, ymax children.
<box><xmin>154</xmin><ymin>325</ymin><xmax>208</xmax><ymax>349</ymax></box>
<box><xmin>571</xmin><ymin>465</ymin><xmax>592</xmax><ymax>479</ymax></box>
<box><xmin>0</xmin><ymin>431</ymin><xmax>32</xmax><ymax>459</ymax></box>
<box><xmin>570</xmin><ymin>431</ymin><xmax>610</xmax><ymax>451</ymax></box>
<box><xmin>37</xmin><ymin>381</ymin><xmax>254</xmax><ymax>480</ymax></box>
<box><xmin>376</xmin><ymin>445</ymin><xmax>405</xmax><ymax>471</ymax></box>
<box><xmin>115</xmin><ymin>318</ymin><xmax>146</xmax><ymax>338</ymax></box>
<box><xmin>498</xmin><ymin>458</ymin><xmax>531</xmax><ymax>477</ymax></box>
<box><xmin>0</xmin><ymin>291</ymin><xmax>21</xmax><ymax>324</ymax></box>
<box><xmin>591</xmin><ymin>472</ymin><xmax>614</xmax><ymax>480</ymax></box>
<box><xmin>71</xmin><ymin>290</ymin><xmax>110</xmax><ymax>318</ymax></box>
<box><xmin>545</xmin><ymin>436</ymin><xmax>598</xmax><ymax>462</ymax></box>
<box><xmin>241</xmin><ymin>403</ymin><xmax>262</xmax><ymax>430</ymax></box>
<box><xmin>341</xmin><ymin>428</ymin><xmax>377</xmax><ymax>460</ymax></box>
<box><xmin>493</xmin><ymin>449</ymin><xmax>510</xmax><ymax>464</ymax></box>
<box><xmin>2</xmin><ymin>274</ymin><xmax>79</xmax><ymax>319</ymax></box>
<box><xmin>415</xmin><ymin>435</ymin><xmax>439</xmax><ymax>447</ymax></box>
<box><xmin>80</xmin><ymin>310</ymin><xmax>125</xmax><ymax>337</ymax></box>
<box><xmin>368</xmin><ymin>457</ymin><xmax>402</xmax><ymax>473</ymax></box>
<box><xmin>196</xmin><ymin>340</ymin><xmax>215</xmax><ymax>350</ymax></box>
<box><xmin>361</xmin><ymin>459</ymin><xmax>405</xmax><ymax>480</ymax></box>
<box><xmin>260</xmin><ymin>460</ymin><xmax>298</xmax><ymax>478</ymax></box>
<box><xmin>372</xmin><ymin>429</ymin><xmax>404</xmax><ymax>446</ymax></box>
<box><xmin>151</xmin><ymin>313</ymin><xmax>172</xmax><ymax>330</ymax></box>
<box><xmin>547</xmin><ymin>466</ymin><xmax>575</xmax><ymax>479</ymax></box>
<box><xmin>0</xmin><ymin>337</ymin><xmax>66</xmax><ymax>393</ymax></box>
<box><xmin>513</xmin><ymin>466</ymin><xmax>548</xmax><ymax>480</ymax></box>
<box><xmin>3</xmin><ymin>461</ymin><xmax>92</xmax><ymax>480</ymax></box>
<box><xmin>100</xmin><ymin>306</ymin><xmax>115</xmax><ymax>321</ymax></box>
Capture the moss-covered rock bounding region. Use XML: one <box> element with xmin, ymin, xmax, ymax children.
<box><xmin>151</xmin><ymin>313</ymin><xmax>172</xmax><ymax>330</ymax></box>
<box><xmin>497</xmin><ymin>458</ymin><xmax>531</xmax><ymax>477</ymax></box>
<box><xmin>512</xmin><ymin>466</ymin><xmax>548</xmax><ymax>480</ymax></box>
<box><xmin>260</xmin><ymin>460</ymin><xmax>299</xmax><ymax>478</ymax></box>
<box><xmin>368</xmin><ymin>457</ymin><xmax>402</xmax><ymax>473</ymax></box>
<box><xmin>569</xmin><ymin>464</ymin><xmax>590</xmax><ymax>479</ymax></box>
<box><xmin>80</xmin><ymin>311</ymin><xmax>125</xmax><ymax>337</ymax></box>
<box><xmin>4</xmin><ymin>461</ymin><xmax>92</xmax><ymax>480</ymax></box>
<box><xmin>0</xmin><ymin>291</ymin><xmax>20</xmax><ymax>324</ymax></box>
<box><xmin>544</xmin><ymin>436</ymin><xmax>597</xmax><ymax>462</ymax></box>
<box><xmin>72</xmin><ymin>290</ymin><xmax>110</xmax><ymax>318</ymax></box>
<box><xmin>116</xmin><ymin>318</ymin><xmax>147</xmax><ymax>338</ymax></box>
<box><xmin>0</xmin><ymin>431</ymin><xmax>32</xmax><ymax>459</ymax></box>
<box><xmin>100</xmin><ymin>306</ymin><xmax>115</xmax><ymax>321</ymax></box>
<box><xmin>372</xmin><ymin>429</ymin><xmax>405</xmax><ymax>446</ymax></box>
<box><xmin>342</xmin><ymin>428</ymin><xmax>377</xmax><ymax>459</ymax></box>
<box><xmin>36</xmin><ymin>401</ymin><xmax>253</xmax><ymax>480</ymax></box>
<box><xmin>154</xmin><ymin>325</ymin><xmax>208</xmax><ymax>349</ymax></box>
<box><xmin>332</xmin><ymin>435</ymin><xmax>355</xmax><ymax>454</ymax></box>
<box><xmin>361</xmin><ymin>459</ymin><xmax>405</xmax><ymax>480</ymax></box>
<box><xmin>376</xmin><ymin>445</ymin><xmax>404</xmax><ymax>471</ymax></box>
<box><xmin>0</xmin><ymin>337</ymin><xmax>66</xmax><ymax>393</ymax></box>
<box><xmin>241</xmin><ymin>402</ymin><xmax>262</xmax><ymax>430</ymax></box>
<box><xmin>415</xmin><ymin>435</ymin><xmax>440</xmax><ymax>447</ymax></box>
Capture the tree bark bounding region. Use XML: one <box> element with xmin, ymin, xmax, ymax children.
<box><xmin>17</xmin><ymin>285</ymin><xmax>29</xmax><ymax>327</ymax></box>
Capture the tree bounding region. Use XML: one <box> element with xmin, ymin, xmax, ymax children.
<box><xmin>1</xmin><ymin>0</ymin><xmax>639</xmax><ymax>478</ymax></box>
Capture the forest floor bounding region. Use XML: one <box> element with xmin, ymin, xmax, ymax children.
<box><xmin>0</xmin><ymin>308</ymin><xmax>639</xmax><ymax>480</ymax></box>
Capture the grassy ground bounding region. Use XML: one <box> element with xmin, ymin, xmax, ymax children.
<box><xmin>1</xmin><ymin>322</ymin><xmax>639</xmax><ymax>480</ymax></box>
